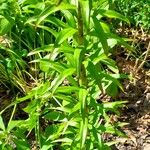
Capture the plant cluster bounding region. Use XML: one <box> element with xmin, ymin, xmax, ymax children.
<box><xmin>114</xmin><ymin>0</ymin><xmax>150</xmax><ymax>31</ymax></box>
<box><xmin>0</xmin><ymin>0</ymin><xmax>131</xmax><ymax>149</ymax></box>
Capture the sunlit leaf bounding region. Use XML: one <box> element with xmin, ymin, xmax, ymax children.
<box><xmin>80</xmin><ymin>0</ymin><xmax>91</xmax><ymax>30</ymax></box>
<box><xmin>92</xmin><ymin>16</ymin><xmax>109</xmax><ymax>55</ymax></box>
<box><xmin>80</xmin><ymin>118</ymin><xmax>88</xmax><ymax>149</ymax></box>
<box><xmin>61</xmin><ymin>10</ymin><xmax>76</xmax><ymax>28</ymax></box>
<box><xmin>50</xmin><ymin>68</ymin><xmax>75</xmax><ymax>94</ymax></box>
<box><xmin>56</xmin><ymin>86</ymin><xmax>79</xmax><ymax>93</ymax></box>
<box><xmin>36</xmin><ymin>4</ymin><xmax>76</xmax><ymax>25</ymax></box>
<box><xmin>0</xmin><ymin>115</ymin><xmax>5</xmax><ymax>131</ymax></box>
<box><xmin>28</xmin><ymin>44</ymin><xmax>55</xmax><ymax>56</ymax></box>
<box><xmin>40</xmin><ymin>59</ymin><xmax>66</xmax><ymax>73</ymax></box>
<box><xmin>55</xmin><ymin>27</ymin><xmax>77</xmax><ymax>45</ymax></box>
<box><xmin>98</xmin><ymin>9</ymin><xmax>130</xmax><ymax>23</ymax></box>
<box><xmin>7</xmin><ymin>120</ymin><xmax>22</xmax><ymax>132</ymax></box>
<box><xmin>44</xmin><ymin>111</ymin><xmax>65</xmax><ymax>121</ymax></box>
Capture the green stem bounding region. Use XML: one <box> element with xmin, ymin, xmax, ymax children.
<box><xmin>8</xmin><ymin>104</ymin><xmax>17</xmax><ymax>127</ymax></box>
<box><xmin>77</xmin><ymin>1</ymin><xmax>87</xmax><ymax>88</ymax></box>
<box><xmin>77</xmin><ymin>2</ymin><xmax>88</xmax><ymax>150</ymax></box>
<box><xmin>35</xmin><ymin>116</ymin><xmax>41</xmax><ymax>149</ymax></box>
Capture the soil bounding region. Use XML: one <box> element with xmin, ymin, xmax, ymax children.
<box><xmin>111</xmin><ymin>27</ymin><xmax>150</xmax><ymax>150</ymax></box>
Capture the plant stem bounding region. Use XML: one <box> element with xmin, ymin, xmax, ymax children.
<box><xmin>77</xmin><ymin>1</ymin><xmax>88</xmax><ymax>149</ymax></box>
<box><xmin>77</xmin><ymin>1</ymin><xmax>87</xmax><ymax>88</ymax></box>
<box><xmin>8</xmin><ymin>104</ymin><xmax>17</xmax><ymax>127</ymax></box>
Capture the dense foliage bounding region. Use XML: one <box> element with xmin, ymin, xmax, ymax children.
<box><xmin>114</xmin><ymin>0</ymin><xmax>150</xmax><ymax>31</ymax></box>
<box><xmin>0</xmin><ymin>0</ymin><xmax>134</xmax><ymax>149</ymax></box>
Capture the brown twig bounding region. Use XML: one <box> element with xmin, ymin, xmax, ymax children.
<box><xmin>136</xmin><ymin>41</ymin><xmax>150</xmax><ymax>73</ymax></box>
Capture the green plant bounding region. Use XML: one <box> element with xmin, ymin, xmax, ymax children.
<box><xmin>114</xmin><ymin>0</ymin><xmax>150</xmax><ymax>31</ymax></box>
<box><xmin>0</xmin><ymin>0</ymin><xmax>132</xmax><ymax>149</ymax></box>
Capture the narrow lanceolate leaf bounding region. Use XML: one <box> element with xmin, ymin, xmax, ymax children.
<box><xmin>93</xmin><ymin>53</ymin><xmax>108</xmax><ymax>65</ymax></box>
<box><xmin>0</xmin><ymin>115</ymin><xmax>5</xmax><ymax>131</ymax></box>
<box><xmin>55</xmin><ymin>28</ymin><xmax>77</xmax><ymax>45</ymax></box>
<box><xmin>80</xmin><ymin>118</ymin><xmax>88</xmax><ymax>149</ymax></box>
<box><xmin>103</xmin><ymin>101</ymin><xmax>128</xmax><ymax>110</ymax></box>
<box><xmin>80</xmin><ymin>0</ymin><xmax>92</xmax><ymax>30</ymax></box>
<box><xmin>86</xmin><ymin>61</ymin><xmax>103</xmax><ymax>91</ymax></box>
<box><xmin>56</xmin><ymin>86</ymin><xmax>79</xmax><ymax>94</ymax></box>
<box><xmin>92</xmin><ymin>127</ymin><xmax>103</xmax><ymax>149</ymax></box>
<box><xmin>36</xmin><ymin>25</ymin><xmax>58</xmax><ymax>37</ymax></box>
<box><xmin>79</xmin><ymin>88</ymin><xmax>88</xmax><ymax>116</ymax></box>
<box><xmin>51</xmin><ymin>68</ymin><xmax>75</xmax><ymax>95</ymax></box>
<box><xmin>53</xmin><ymin>138</ymin><xmax>72</xmax><ymax>143</ymax></box>
<box><xmin>40</xmin><ymin>59</ymin><xmax>66</xmax><ymax>73</ymax></box>
<box><xmin>28</xmin><ymin>44</ymin><xmax>55</xmax><ymax>56</ymax></box>
<box><xmin>79</xmin><ymin>88</ymin><xmax>88</xmax><ymax>149</ymax></box>
<box><xmin>92</xmin><ymin>16</ymin><xmax>109</xmax><ymax>55</ymax></box>
<box><xmin>98</xmin><ymin>9</ymin><xmax>130</xmax><ymax>24</ymax></box>
<box><xmin>107</xmin><ymin>33</ymin><xmax>133</xmax><ymax>51</ymax></box>
<box><xmin>7</xmin><ymin>120</ymin><xmax>22</xmax><ymax>132</ymax></box>
<box><xmin>0</xmin><ymin>15</ymin><xmax>14</xmax><ymax>35</ymax></box>
<box><xmin>36</xmin><ymin>4</ymin><xmax>76</xmax><ymax>25</ymax></box>
<box><xmin>101</xmin><ymin>58</ymin><xmax>119</xmax><ymax>73</ymax></box>
<box><xmin>45</xmin><ymin>17</ymin><xmax>67</xmax><ymax>28</ymax></box>
<box><xmin>61</xmin><ymin>10</ymin><xmax>76</xmax><ymax>28</ymax></box>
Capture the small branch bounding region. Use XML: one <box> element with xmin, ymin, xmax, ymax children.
<box><xmin>136</xmin><ymin>41</ymin><xmax>150</xmax><ymax>73</ymax></box>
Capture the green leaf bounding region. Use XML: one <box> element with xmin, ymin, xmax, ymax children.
<box><xmin>55</xmin><ymin>94</ymin><xmax>75</xmax><ymax>103</ymax></box>
<box><xmin>86</xmin><ymin>60</ymin><xmax>103</xmax><ymax>91</ymax></box>
<box><xmin>103</xmin><ymin>101</ymin><xmax>127</xmax><ymax>110</ymax></box>
<box><xmin>0</xmin><ymin>115</ymin><xmax>5</xmax><ymax>131</ymax></box>
<box><xmin>98</xmin><ymin>9</ymin><xmax>130</xmax><ymax>23</ymax></box>
<box><xmin>41</xmin><ymin>145</ymin><xmax>52</xmax><ymax>150</ymax></box>
<box><xmin>50</xmin><ymin>68</ymin><xmax>75</xmax><ymax>94</ymax></box>
<box><xmin>70</xmin><ymin>102</ymin><xmax>80</xmax><ymax>114</ymax></box>
<box><xmin>79</xmin><ymin>88</ymin><xmax>88</xmax><ymax>116</ymax></box>
<box><xmin>40</xmin><ymin>59</ymin><xmax>66</xmax><ymax>73</ymax></box>
<box><xmin>79</xmin><ymin>89</ymin><xmax>88</xmax><ymax>148</ymax></box>
<box><xmin>37</xmin><ymin>25</ymin><xmax>58</xmax><ymax>37</ymax></box>
<box><xmin>80</xmin><ymin>118</ymin><xmax>88</xmax><ymax>149</ymax></box>
<box><xmin>92</xmin><ymin>16</ymin><xmax>109</xmax><ymax>55</ymax></box>
<box><xmin>93</xmin><ymin>53</ymin><xmax>108</xmax><ymax>65</ymax></box>
<box><xmin>100</xmin><ymin>21</ymin><xmax>110</xmax><ymax>33</ymax></box>
<box><xmin>100</xmin><ymin>72</ymin><xmax>123</xmax><ymax>94</ymax></box>
<box><xmin>61</xmin><ymin>10</ymin><xmax>76</xmax><ymax>28</ymax></box>
<box><xmin>104</xmin><ymin>123</ymin><xmax>126</xmax><ymax>136</ymax></box>
<box><xmin>44</xmin><ymin>111</ymin><xmax>65</xmax><ymax>121</ymax></box>
<box><xmin>0</xmin><ymin>15</ymin><xmax>14</xmax><ymax>35</ymax></box>
<box><xmin>92</xmin><ymin>127</ymin><xmax>104</xmax><ymax>149</ymax></box>
<box><xmin>101</xmin><ymin>58</ymin><xmax>119</xmax><ymax>73</ymax></box>
<box><xmin>36</xmin><ymin>3</ymin><xmax>76</xmax><ymax>25</ymax></box>
<box><xmin>7</xmin><ymin>120</ymin><xmax>22</xmax><ymax>132</ymax></box>
<box><xmin>14</xmin><ymin>139</ymin><xmax>30</xmax><ymax>150</ymax></box>
<box><xmin>106</xmin><ymin>82</ymin><xmax>118</xmax><ymax>97</ymax></box>
<box><xmin>16</xmin><ymin>92</ymin><xmax>35</xmax><ymax>103</ymax></box>
<box><xmin>55</xmin><ymin>28</ymin><xmax>77</xmax><ymax>45</ymax></box>
<box><xmin>80</xmin><ymin>0</ymin><xmax>91</xmax><ymax>30</ymax></box>
<box><xmin>107</xmin><ymin>33</ymin><xmax>133</xmax><ymax>51</ymax></box>
<box><xmin>65</xmin><ymin>53</ymin><xmax>75</xmax><ymax>67</ymax></box>
<box><xmin>45</xmin><ymin>16</ymin><xmax>67</xmax><ymax>28</ymax></box>
<box><xmin>46</xmin><ymin>123</ymin><xmax>65</xmax><ymax>141</ymax></box>
<box><xmin>53</xmin><ymin>138</ymin><xmax>72</xmax><ymax>143</ymax></box>
<box><xmin>59</xmin><ymin>44</ymin><xmax>75</xmax><ymax>53</ymax></box>
<box><xmin>56</xmin><ymin>86</ymin><xmax>79</xmax><ymax>93</ymax></box>
<box><xmin>28</xmin><ymin>44</ymin><xmax>55</xmax><ymax>56</ymax></box>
